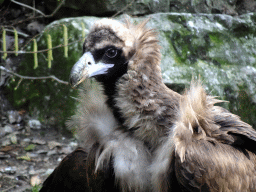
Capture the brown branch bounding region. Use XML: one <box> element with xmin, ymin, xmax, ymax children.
<box><xmin>4</xmin><ymin>29</ymin><xmax>30</xmax><ymax>37</ymax></box>
<box><xmin>11</xmin><ymin>0</ymin><xmax>46</xmax><ymax>16</ymax></box>
<box><xmin>112</xmin><ymin>0</ymin><xmax>136</xmax><ymax>18</ymax></box>
<box><xmin>0</xmin><ymin>66</ymin><xmax>68</xmax><ymax>85</ymax></box>
<box><xmin>47</xmin><ymin>0</ymin><xmax>64</xmax><ymax>18</ymax></box>
<box><xmin>1</xmin><ymin>185</ymin><xmax>16</xmax><ymax>192</ymax></box>
<box><xmin>10</xmin><ymin>0</ymin><xmax>65</xmax><ymax>26</ymax></box>
<box><xmin>0</xmin><ymin>39</ymin><xmax>83</xmax><ymax>54</ymax></box>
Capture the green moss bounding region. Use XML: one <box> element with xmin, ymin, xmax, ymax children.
<box><xmin>31</xmin><ymin>185</ymin><xmax>41</xmax><ymax>192</ymax></box>
<box><xmin>226</xmin><ymin>85</ymin><xmax>256</xmax><ymax>128</ymax></box>
<box><xmin>25</xmin><ymin>144</ymin><xmax>36</xmax><ymax>151</ymax></box>
<box><xmin>208</xmin><ymin>33</ymin><xmax>224</xmax><ymax>45</ymax></box>
<box><xmin>163</xmin><ymin>32</ymin><xmax>184</xmax><ymax>65</ymax></box>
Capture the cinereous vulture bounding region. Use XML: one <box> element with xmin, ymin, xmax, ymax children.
<box><xmin>40</xmin><ymin>18</ymin><xmax>256</xmax><ymax>192</ymax></box>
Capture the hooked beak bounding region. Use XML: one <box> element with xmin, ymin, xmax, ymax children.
<box><xmin>69</xmin><ymin>52</ymin><xmax>114</xmax><ymax>87</ymax></box>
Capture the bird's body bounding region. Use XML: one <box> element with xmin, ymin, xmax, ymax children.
<box><xmin>40</xmin><ymin>18</ymin><xmax>256</xmax><ymax>192</ymax></box>
<box><xmin>152</xmin><ymin>83</ymin><xmax>256</xmax><ymax>191</ymax></box>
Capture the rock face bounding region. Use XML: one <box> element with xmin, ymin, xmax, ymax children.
<box><xmin>45</xmin><ymin>0</ymin><xmax>256</xmax><ymax>18</ymax></box>
<box><xmin>4</xmin><ymin>13</ymin><xmax>256</xmax><ymax>127</ymax></box>
<box><xmin>169</xmin><ymin>0</ymin><xmax>256</xmax><ymax>15</ymax></box>
<box><xmin>46</xmin><ymin>0</ymin><xmax>171</xmax><ymax>18</ymax></box>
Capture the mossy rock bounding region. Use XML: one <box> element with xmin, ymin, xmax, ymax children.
<box><xmin>4</xmin><ymin>13</ymin><xmax>256</xmax><ymax>129</ymax></box>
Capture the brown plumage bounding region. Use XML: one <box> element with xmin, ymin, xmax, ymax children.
<box><xmin>114</xmin><ymin>20</ymin><xmax>181</xmax><ymax>148</ymax></box>
<box><xmin>40</xmin><ymin>145</ymin><xmax>120</xmax><ymax>192</ymax></box>
<box><xmin>41</xmin><ymin>18</ymin><xmax>256</xmax><ymax>192</ymax></box>
<box><xmin>41</xmin><ymin>80</ymin><xmax>151</xmax><ymax>192</ymax></box>
<box><xmin>152</xmin><ymin>82</ymin><xmax>256</xmax><ymax>191</ymax></box>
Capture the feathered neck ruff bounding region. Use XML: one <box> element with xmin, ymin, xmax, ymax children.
<box><xmin>115</xmin><ymin>19</ymin><xmax>181</xmax><ymax>149</ymax></box>
<box><xmin>126</xmin><ymin>19</ymin><xmax>162</xmax><ymax>79</ymax></box>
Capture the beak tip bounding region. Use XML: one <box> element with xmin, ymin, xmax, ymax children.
<box><xmin>69</xmin><ymin>74</ymin><xmax>79</xmax><ymax>88</ymax></box>
<box><xmin>69</xmin><ymin>52</ymin><xmax>93</xmax><ymax>87</ymax></box>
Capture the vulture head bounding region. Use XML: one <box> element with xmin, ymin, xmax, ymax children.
<box><xmin>70</xmin><ymin>19</ymin><xmax>129</xmax><ymax>86</ymax></box>
<box><xmin>70</xmin><ymin>18</ymin><xmax>161</xmax><ymax>88</ymax></box>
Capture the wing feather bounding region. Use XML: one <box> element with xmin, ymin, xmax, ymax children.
<box><xmin>173</xmin><ymin>81</ymin><xmax>256</xmax><ymax>191</ymax></box>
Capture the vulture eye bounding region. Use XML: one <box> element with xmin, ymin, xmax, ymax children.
<box><xmin>105</xmin><ymin>48</ymin><xmax>117</xmax><ymax>58</ymax></box>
